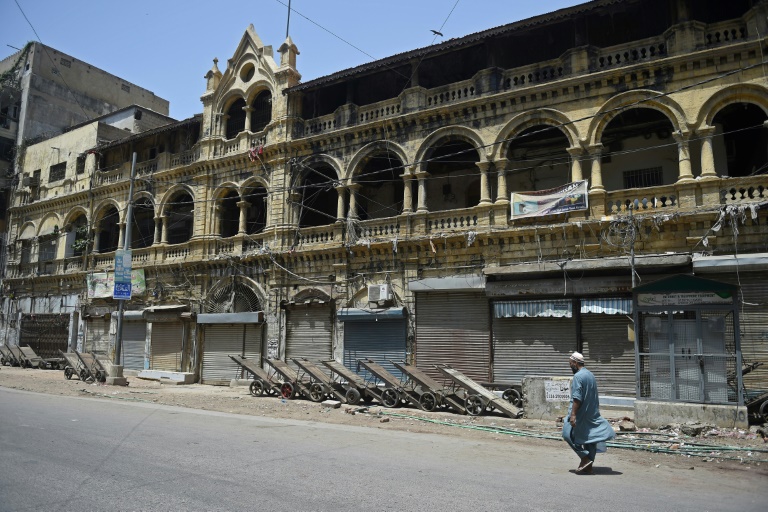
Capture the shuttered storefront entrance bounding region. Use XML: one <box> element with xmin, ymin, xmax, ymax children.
<box><xmin>492</xmin><ymin>315</ymin><xmax>577</xmax><ymax>383</ymax></box>
<box><xmin>705</xmin><ymin>271</ymin><xmax>768</xmax><ymax>392</ymax></box>
<box><xmin>202</xmin><ymin>325</ymin><xmax>245</xmax><ymax>385</ymax></box>
<box><xmin>201</xmin><ymin>323</ymin><xmax>263</xmax><ymax>385</ymax></box>
<box><xmin>19</xmin><ymin>314</ymin><xmax>70</xmax><ymax>358</ymax></box>
<box><xmin>285</xmin><ymin>306</ymin><xmax>332</xmax><ymax>369</ymax></box>
<box><xmin>340</xmin><ymin>309</ymin><xmax>407</xmax><ymax>379</ymax></box>
<box><xmin>150</xmin><ymin>322</ymin><xmax>184</xmax><ymax>371</ymax></box>
<box><xmin>121</xmin><ymin>320</ymin><xmax>147</xmax><ymax>371</ymax></box>
<box><xmin>581</xmin><ymin>314</ymin><xmax>635</xmax><ymax>397</ymax></box>
<box><xmin>86</xmin><ymin>317</ymin><xmax>110</xmax><ymax>354</ymax></box>
<box><xmin>415</xmin><ymin>292</ymin><xmax>490</xmax><ymax>382</ymax></box>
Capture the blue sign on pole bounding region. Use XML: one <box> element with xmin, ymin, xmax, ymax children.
<box><xmin>113</xmin><ymin>249</ymin><xmax>133</xmax><ymax>300</ymax></box>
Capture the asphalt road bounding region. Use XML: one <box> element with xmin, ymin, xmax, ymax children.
<box><xmin>0</xmin><ymin>388</ymin><xmax>764</xmax><ymax>512</ymax></box>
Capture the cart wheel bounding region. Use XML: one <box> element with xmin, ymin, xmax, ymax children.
<box><xmin>760</xmin><ymin>400</ymin><xmax>768</xmax><ymax>421</ymax></box>
<box><xmin>345</xmin><ymin>388</ymin><xmax>361</xmax><ymax>405</ymax></box>
<box><xmin>97</xmin><ymin>371</ymin><xmax>106</xmax><ymax>383</ymax></box>
<box><xmin>381</xmin><ymin>388</ymin><xmax>400</xmax><ymax>408</ymax></box>
<box><xmin>419</xmin><ymin>392</ymin><xmax>437</xmax><ymax>412</ymax></box>
<box><xmin>249</xmin><ymin>380</ymin><xmax>265</xmax><ymax>397</ymax></box>
<box><xmin>502</xmin><ymin>388</ymin><xmax>523</xmax><ymax>408</ymax></box>
<box><xmin>64</xmin><ymin>367</ymin><xmax>73</xmax><ymax>380</ymax></box>
<box><xmin>280</xmin><ymin>382</ymin><xmax>295</xmax><ymax>399</ymax></box>
<box><xmin>465</xmin><ymin>394</ymin><xmax>484</xmax><ymax>416</ymax></box>
<box><xmin>79</xmin><ymin>369</ymin><xmax>90</xmax><ymax>382</ymax></box>
<box><xmin>362</xmin><ymin>392</ymin><xmax>374</xmax><ymax>404</ymax></box>
<box><xmin>309</xmin><ymin>383</ymin><xmax>326</xmax><ymax>402</ymax></box>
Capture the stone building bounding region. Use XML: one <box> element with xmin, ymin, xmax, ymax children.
<box><xmin>2</xmin><ymin>0</ymin><xmax>767</xmax><ymax>420</ymax></box>
<box><xmin>0</xmin><ymin>42</ymin><xmax>170</xmax><ymax>308</ymax></box>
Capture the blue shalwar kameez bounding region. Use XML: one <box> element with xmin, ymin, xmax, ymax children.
<box><xmin>562</xmin><ymin>367</ymin><xmax>615</xmax><ymax>462</ymax></box>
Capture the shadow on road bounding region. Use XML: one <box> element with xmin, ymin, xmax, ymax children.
<box><xmin>568</xmin><ymin>467</ymin><xmax>623</xmax><ymax>476</ymax></box>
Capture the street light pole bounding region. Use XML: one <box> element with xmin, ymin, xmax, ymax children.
<box><xmin>113</xmin><ymin>152</ymin><xmax>137</xmax><ymax>365</ymax></box>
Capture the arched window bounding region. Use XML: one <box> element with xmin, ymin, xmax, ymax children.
<box><xmin>65</xmin><ymin>214</ymin><xmax>88</xmax><ymax>258</ymax></box>
<box><xmin>226</xmin><ymin>98</ymin><xmax>246</xmax><ymax>139</ymax></box>
<box><xmin>166</xmin><ymin>193</ymin><xmax>194</xmax><ymax>244</ymax></box>
<box><xmin>243</xmin><ymin>186</ymin><xmax>268</xmax><ymax>234</ymax></box>
<box><xmin>131</xmin><ymin>199</ymin><xmax>155</xmax><ymax>249</ymax></box>
<box><xmin>251</xmin><ymin>91</ymin><xmax>272</xmax><ymax>133</ymax></box>
<box><xmin>354</xmin><ymin>150</ymin><xmax>404</xmax><ymax>220</ymax></box>
<box><xmin>298</xmin><ymin>164</ymin><xmax>338</xmax><ymax>228</ymax></box>
<box><xmin>219</xmin><ymin>191</ymin><xmax>240</xmax><ymax>238</ymax></box>
<box><xmin>506</xmin><ymin>125</ymin><xmax>570</xmax><ymax>193</ymax></box>
<box><xmin>97</xmin><ymin>206</ymin><xmax>120</xmax><ymax>253</ymax></box>
<box><xmin>711</xmin><ymin>103</ymin><xmax>768</xmax><ymax>178</ymax></box>
<box><xmin>424</xmin><ymin>139</ymin><xmax>480</xmax><ymax>212</ymax></box>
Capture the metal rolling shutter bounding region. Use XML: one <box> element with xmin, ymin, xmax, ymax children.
<box><xmin>86</xmin><ymin>318</ymin><xmax>110</xmax><ymax>354</ymax></box>
<box><xmin>492</xmin><ymin>317</ymin><xmax>577</xmax><ymax>384</ymax></box>
<box><xmin>581</xmin><ymin>314</ymin><xmax>635</xmax><ymax>397</ymax></box>
<box><xmin>243</xmin><ymin>324</ymin><xmax>263</xmax><ymax>364</ymax></box>
<box><xmin>285</xmin><ymin>306</ymin><xmax>332</xmax><ymax>369</ymax></box>
<box><xmin>415</xmin><ymin>292</ymin><xmax>490</xmax><ymax>382</ymax></box>
<box><xmin>706</xmin><ymin>271</ymin><xmax>768</xmax><ymax>392</ymax></box>
<box><xmin>122</xmin><ymin>321</ymin><xmax>146</xmax><ymax>371</ymax></box>
<box><xmin>150</xmin><ymin>322</ymin><xmax>183</xmax><ymax>371</ymax></box>
<box><xmin>343</xmin><ymin>319</ymin><xmax>407</xmax><ymax>380</ymax></box>
<box><xmin>202</xmin><ymin>324</ymin><xmax>244</xmax><ymax>385</ymax></box>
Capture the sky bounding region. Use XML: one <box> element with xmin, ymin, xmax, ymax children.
<box><xmin>2</xmin><ymin>0</ymin><xmax>581</xmax><ymax>120</ymax></box>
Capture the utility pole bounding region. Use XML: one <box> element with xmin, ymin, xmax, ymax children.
<box><xmin>113</xmin><ymin>152</ymin><xmax>137</xmax><ymax>366</ymax></box>
<box><xmin>286</xmin><ymin>0</ymin><xmax>292</xmax><ymax>39</ymax></box>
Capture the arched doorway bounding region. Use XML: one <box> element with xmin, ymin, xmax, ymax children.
<box><xmin>711</xmin><ymin>103</ymin><xmax>767</xmax><ymax>177</ymax></box>
<box><xmin>354</xmin><ymin>150</ymin><xmax>405</xmax><ymax>220</ymax></box>
<box><xmin>506</xmin><ymin>125</ymin><xmax>571</xmax><ymax>193</ymax></box>
<box><xmin>600</xmin><ymin>109</ymin><xmax>677</xmax><ymax>191</ymax></box>
<box><xmin>424</xmin><ymin>139</ymin><xmax>481</xmax><ymax>211</ymax></box>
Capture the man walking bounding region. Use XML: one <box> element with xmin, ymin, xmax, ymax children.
<box><xmin>562</xmin><ymin>352</ymin><xmax>615</xmax><ymax>474</ymax></box>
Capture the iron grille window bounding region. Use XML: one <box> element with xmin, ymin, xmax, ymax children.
<box><xmin>49</xmin><ymin>162</ymin><xmax>66</xmax><ymax>182</ymax></box>
<box><xmin>623</xmin><ymin>167</ymin><xmax>663</xmax><ymax>189</ymax></box>
<box><xmin>251</xmin><ymin>91</ymin><xmax>272</xmax><ymax>133</ymax></box>
<box><xmin>76</xmin><ymin>155</ymin><xmax>86</xmax><ymax>174</ymax></box>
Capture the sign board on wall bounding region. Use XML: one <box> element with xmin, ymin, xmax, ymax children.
<box><xmin>87</xmin><ymin>269</ymin><xmax>146</xmax><ymax>299</ymax></box>
<box><xmin>113</xmin><ymin>249</ymin><xmax>133</xmax><ymax>300</ymax></box>
<box><xmin>511</xmin><ymin>180</ymin><xmax>588</xmax><ymax>220</ymax></box>
<box><xmin>544</xmin><ymin>379</ymin><xmax>571</xmax><ymax>402</ymax></box>
<box><xmin>637</xmin><ymin>291</ymin><xmax>732</xmax><ymax>306</ymax></box>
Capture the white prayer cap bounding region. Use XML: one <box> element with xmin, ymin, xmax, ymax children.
<box><xmin>570</xmin><ymin>352</ymin><xmax>585</xmax><ymax>364</ymax></box>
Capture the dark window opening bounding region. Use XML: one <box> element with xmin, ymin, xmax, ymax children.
<box><xmin>424</xmin><ymin>140</ymin><xmax>480</xmax><ymax>211</ymax></box>
<box><xmin>226</xmin><ymin>99</ymin><xmax>247</xmax><ymax>139</ymax></box>
<box><xmin>131</xmin><ymin>199</ymin><xmax>156</xmax><ymax>249</ymax></box>
<box><xmin>506</xmin><ymin>125</ymin><xmax>571</xmax><ymax>193</ymax></box>
<box><xmin>298</xmin><ymin>165</ymin><xmax>338</xmax><ymax>228</ymax></box>
<box><xmin>0</xmin><ymin>137</ymin><xmax>14</xmax><ymax>162</ymax></box>
<box><xmin>97</xmin><ymin>207</ymin><xmax>120</xmax><ymax>253</ymax></box>
<box><xmin>166</xmin><ymin>193</ymin><xmax>194</xmax><ymax>244</ymax></box>
<box><xmin>244</xmin><ymin>186</ymin><xmax>268</xmax><ymax>234</ymax></box>
<box><xmin>76</xmin><ymin>155</ymin><xmax>86</xmax><ymax>174</ymax></box>
<box><xmin>623</xmin><ymin>167</ymin><xmax>664</xmax><ymax>189</ymax></box>
<box><xmin>712</xmin><ymin>103</ymin><xmax>768</xmax><ymax>178</ymax></box>
<box><xmin>355</xmin><ymin>150</ymin><xmax>404</xmax><ymax>220</ymax></box>
<box><xmin>49</xmin><ymin>162</ymin><xmax>66</xmax><ymax>182</ymax></box>
<box><xmin>219</xmin><ymin>191</ymin><xmax>240</xmax><ymax>238</ymax></box>
<box><xmin>251</xmin><ymin>91</ymin><xmax>272</xmax><ymax>132</ymax></box>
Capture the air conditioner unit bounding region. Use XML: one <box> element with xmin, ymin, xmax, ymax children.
<box><xmin>367</xmin><ymin>284</ymin><xmax>392</xmax><ymax>302</ymax></box>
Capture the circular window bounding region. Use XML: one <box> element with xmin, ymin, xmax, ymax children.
<box><xmin>240</xmin><ymin>63</ymin><xmax>255</xmax><ymax>82</ymax></box>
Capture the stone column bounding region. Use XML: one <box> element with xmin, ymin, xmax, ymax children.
<box><xmin>243</xmin><ymin>107</ymin><xmax>254</xmax><ymax>132</ymax></box>
<box><xmin>415</xmin><ymin>172</ymin><xmax>429</xmax><ymax>212</ymax></box>
<box><xmin>153</xmin><ymin>217</ymin><xmax>162</xmax><ymax>245</ymax></box>
<box><xmin>494</xmin><ymin>158</ymin><xmax>509</xmax><ymax>204</ymax></box>
<box><xmin>401</xmin><ymin>173</ymin><xmax>414</xmax><ymax>213</ymax></box>
<box><xmin>335</xmin><ymin>186</ymin><xmax>347</xmax><ymax>221</ymax></box>
<box><xmin>237</xmin><ymin>201</ymin><xmax>250</xmax><ymax>234</ymax></box>
<box><xmin>567</xmin><ymin>146</ymin><xmax>585</xmax><ymax>182</ymax></box>
<box><xmin>161</xmin><ymin>216</ymin><xmax>169</xmax><ymax>244</ymax></box>
<box><xmin>588</xmin><ymin>144</ymin><xmax>605</xmax><ymax>191</ymax></box>
<box><xmin>698</xmin><ymin>125</ymin><xmax>718</xmax><ymax>178</ymax></box>
<box><xmin>117</xmin><ymin>222</ymin><xmax>125</xmax><ymax>250</ymax></box>
<box><xmin>220</xmin><ymin>114</ymin><xmax>230</xmax><ymax>138</ymax></box>
<box><xmin>348</xmin><ymin>184</ymin><xmax>361</xmax><ymax>219</ymax></box>
<box><xmin>92</xmin><ymin>229</ymin><xmax>100</xmax><ymax>254</ymax></box>
<box><xmin>674</xmin><ymin>131</ymin><xmax>694</xmax><ymax>182</ymax></box>
<box><xmin>476</xmin><ymin>161</ymin><xmax>492</xmax><ymax>205</ymax></box>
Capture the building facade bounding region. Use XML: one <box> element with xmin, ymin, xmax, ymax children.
<box><xmin>2</xmin><ymin>1</ymin><xmax>767</xmax><ymax>409</ymax></box>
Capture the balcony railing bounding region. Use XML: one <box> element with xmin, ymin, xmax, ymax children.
<box><xmin>426</xmin><ymin>207</ymin><xmax>479</xmax><ymax>233</ymax></box>
<box><xmin>720</xmin><ymin>176</ymin><xmax>768</xmax><ymax>205</ymax></box>
<box><xmin>356</xmin><ymin>217</ymin><xmax>402</xmax><ymax>239</ymax></box>
<box><xmin>594</xmin><ymin>35</ymin><xmax>667</xmax><ymax>71</ymax></box>
<box><xmin>296</xmin><ymin>224</ymin><xmax>341</xmax><ymax>248</ymax></box>
<box><xmin>604</xmin><ymin>185</ymin><xmax>679</xmax><ymax>214</ymax></box>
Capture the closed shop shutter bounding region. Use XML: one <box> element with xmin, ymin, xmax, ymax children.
<box><xmin>492</xmin><ymin>316</ymin><xmax>577</xmax><ymax>384</ymax></box>
<box><xmin>86</xmin><ymin>317</ymin><xmax>110</xmax><ymax>354</ymax></box>
<box><xmin>18</xmin><ymin>314</ymin><xmax>69</xmax><ymax>359</ymax></box>
<box><xmin>202</xmin><ymin>324</ymin><xmax>244</xmax><ymax>385</ymax></box>
<box><xmin>285</xmin><ymin>306</ymin><xmax>332</xmax><ymax>369</ymax></box>
<box><xmin>416</xmin><ymin>292</ymin><xmax>490</xmax><ymax>382</ymax></box>
<box><xmin>704</xmin><ymin>271</ymin><xmax>768</xmax><ymax>392</ymax></box>
<box><xmin>121</xmin><ymin>321</ymin><xmax>146</xmax><ymax>371</ymax></box>
<box><xmin>344</xmin><ymin>319</ymin><xmax>406</xmax><ymax>380</ymax></box>
<box><xmin>243</xmin><ymin>324</ymin><xmax>263</xmax><ymax>363</ymax></box>
<box><xmin>581</xmin><ymin>314</ymin><xmax>636</xmax><ymax>396</ymax></box>
<box><xmin>150</xmin><ymin>322</ymin><xmax>183</xmax><ymax>371</ymax></box>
